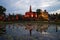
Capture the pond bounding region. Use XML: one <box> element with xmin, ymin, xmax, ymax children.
<box><xmin>0</xmin><ymin>23</ymin><xmax>60</xmax><ymax>40</ymax></box>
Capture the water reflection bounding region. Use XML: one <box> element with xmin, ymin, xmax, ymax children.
<box><xmin>36</xmin><ymin>24</ymin><xmax>48</xmax><ymax>33</ymax></box>
<box><xmin>0</xmin><ymin>23</ymin><xmax>60</xmax><ymax>40</ymax></box>
<box><xmin>0</xmin><ymin>24</ymin><xmax>6</xmax><ymax>35</ymax></box>
<box><xmin>0</xmin><ymin>23</ymin><xmax>60</xmax><ymax>35</ymax></box>
<box><xmin>6</xmin><ymin>23</ymin><xmax>48</xmax><ymax>36</ymax></box>
<box><xmin>55</xmin><ymin>24</ymin><xmax>58</xmax><ymax>32</ymax></box>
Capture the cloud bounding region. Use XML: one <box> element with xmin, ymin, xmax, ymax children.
<box><xmin>12</xmin><ymin>0</ymin><xmax>58</xmax><ymax>10</ymax></box>
<box><xmin>50</xmin><ymin>9</ymin><xmax>60</xmax><ymax>14</ymax></box>
<box><xmin>12</xmin><ymin>0</ymin><xmax>55</xmax><ymax>11</ymax></box>
<box><xmin>0</xmin><ymin>0</ymin><xmax>60</xmax><ymax>14</ymax></box>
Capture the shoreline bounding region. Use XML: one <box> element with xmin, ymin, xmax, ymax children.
<box><xmin>0</xmin><ymin>21</ymin><xmax>60</xmax><ymax>24</ymax></box>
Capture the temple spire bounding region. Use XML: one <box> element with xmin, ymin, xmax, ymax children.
<box><xmin>29</xmin><ymin>5</ymin><xmax>32</xmax><ymax>12</ymax></box>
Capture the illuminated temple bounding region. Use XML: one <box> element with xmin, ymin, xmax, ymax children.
<box><xmin>24</xmin><ymin>5</ymin><xmax>48</xmax><ymax>20</ymax></box>
<box><xmin>24</xmin><ymin>5</ymin><xmax>37</xmax><ymax>18</ymax></box>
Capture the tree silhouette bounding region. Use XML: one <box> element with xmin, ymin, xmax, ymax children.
<box><xmin>0</xmin><ymin>6</ymin><xmax>6</xmax><ymax>15</ymax></box>
<box><xmin>36</xmin><ymin>9</ymin><xmax>42</xmax><ymax>17</ymax></box>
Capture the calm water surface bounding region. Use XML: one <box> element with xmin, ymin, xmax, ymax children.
<box><xmin>0</xmin><ymin>23</ymin><xmax>60</xmax><ymax>40</ymax></box>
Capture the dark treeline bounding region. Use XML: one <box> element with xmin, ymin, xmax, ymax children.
<box><xmin>49</xmin><ymin>13</ymin><xmax>60</xmax><ymax>21</ymax></box>
<box><xmin>0</xmin><ymin>6</ymin><xmax>60</xmax><ymax>22</ymax></box>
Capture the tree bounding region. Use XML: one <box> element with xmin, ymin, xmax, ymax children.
<box><xmin>36</xmin><ymin>9</ymin><xmax>42</xmax><ymax>17</ymax></box>
<box><xmin>44</xmin><ymin>10</ymin><xmax>48</xmax><ymax>13</ymax></box>
<box><xmin>36</xmin><ymin>9</ymin><xmax>41</xmax><ymax>14</ymax></box>
<box><xmin>0</xmin><ymin>6</ymin><xmax>6</xmax><ymax>15</ymax></box>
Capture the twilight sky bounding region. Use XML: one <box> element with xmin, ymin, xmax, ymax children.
<box><xmin>0</xmin><ymin>0</ymin><xmax>60</xmax><ymax>15</ymax></box>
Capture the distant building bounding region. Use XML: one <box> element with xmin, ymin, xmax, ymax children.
<box><xmin>0</xmin><ymin>14</ymin><xmax>5</xmax><ymax>21</ymax></box>
<box><xmin>24</xmin><ymin>5</ymin><xmax>48</xmax><ymax>21</ymax></box>
<box><xmin>16</xmin><ymin>14</ymin><xmax>19</xmax><ymax>20</ymax></box>
<box><xmin>24</xmin><ymin>5</ymin><xmax>37</xmax><ymax>18</ymax></box>
<box><xmin>38</xmin><ymin>10</ymin><xmax>48</xmax><ymax>20</ymax></box>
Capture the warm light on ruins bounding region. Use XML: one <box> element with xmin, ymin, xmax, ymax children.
<box><xmin>41</xmin><ymin>12</ymin><xmax>48</xmax><ymax>20</ymax></box>
<box><xmin>24</xmin><ymin>15</ymin><xmax>29</xmax><ymax>17</ymax></box>
<box><xmin>35</xmin><ymin>15</ymin><xmax>37</xmax><ymax>18</ymax></box>
<box><xmin>31</xmin><ymin>14</ymin><xmax>33</xmax><ymax>17</ymax></box>
<box><xmin>24</xmin><ymin>5</ymin><xmax>49</xmax><ymax>20</ymax></box>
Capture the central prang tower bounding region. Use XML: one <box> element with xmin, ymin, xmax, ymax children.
<box><xmin>29</xmin><ymin>5</ymin><xmax>32</xmax><ymax>12</ymax></box>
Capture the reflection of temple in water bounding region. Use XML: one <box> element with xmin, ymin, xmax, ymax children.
<box><xmin>36</xmin><ymin>24</ymin><xmax>48</xmax><ymax>32</ymax></box>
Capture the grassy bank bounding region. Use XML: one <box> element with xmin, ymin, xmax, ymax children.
<box><xmin>0</xmin><ymin>21</ymin><xmax>60</xmax><ymax>24</ymax></box>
